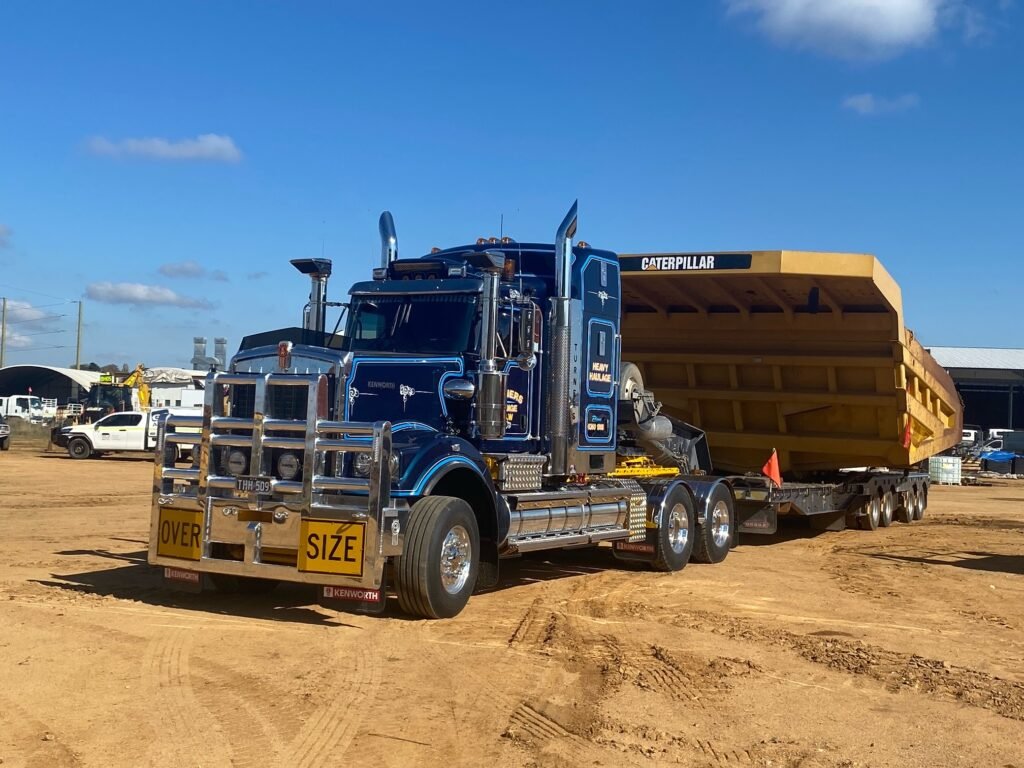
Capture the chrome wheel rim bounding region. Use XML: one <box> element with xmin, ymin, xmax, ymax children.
<box><xmin>869</xmin><ymin>497</ymin><xmax>880</xmax><ymax>526</ymax></box>
<box><xmin>711</xmin><ymin>500</ymin><xmax>730</xmax><ymax>547</ymax></box>
<box><xmin>667</xmin><ymin>502</ymin><xmax>689</xmax><ymax>554</ymax></box>
<box><xmin>440</xmin><ymin>525</ymin><xmax>472</xmax><ymax>595</ymax></box>
<box><xmin>882</xmin><ymin>494</ymin><xmax>893</xmax><ymax>523</ymax></box>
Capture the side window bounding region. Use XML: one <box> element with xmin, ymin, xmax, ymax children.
<box><xmin>125</xmin><ymin>414</ymin><xmax>143</xmax><ymax>427</ymax></box>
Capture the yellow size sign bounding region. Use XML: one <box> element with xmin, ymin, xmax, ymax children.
<box><xmin>298</xmin><ymin>520</ymin><xmax>365</xmax><ymax>577</ymax></box>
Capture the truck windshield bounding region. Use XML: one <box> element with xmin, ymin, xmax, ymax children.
<box><xmin>346</xmin><ymin>294</ymin><xmax>477</xmax><ymax>354</ymax></box>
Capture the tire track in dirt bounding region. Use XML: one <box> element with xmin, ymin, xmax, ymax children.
<box><xmin>0</xmin><ymin>693</ymin><xmax>84</xmax><ymax>768</ymax></box>
<box><xmin>288</xmin><ymin>644</ymin><xmax>383</xmax><ymax>768</ymax></box>
<box><xmin>141</xmin><ymin>628</ymin><xmax>227</xmax><ymax>765</ymax></box>
<box><xmin>673</xmin><ymin>608</ymin><xmax>1024</xmax><ymax>722</ymax></box>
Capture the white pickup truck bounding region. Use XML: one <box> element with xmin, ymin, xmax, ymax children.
<box><xmin>55</xmin><ymin>408</ymin><xmax>200</xmax><ymax>461</ymax></box>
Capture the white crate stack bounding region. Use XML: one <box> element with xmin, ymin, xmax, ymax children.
<box><xmin>928</xmin><ymin>456</ymin><xmax>962</xmax><ymax>486</ymax></box>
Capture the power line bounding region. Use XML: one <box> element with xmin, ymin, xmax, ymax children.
<box><xmin>0</xmin><ymin>284</ymin><xmax>77</xmax><ymax>302</ymax></box>
<box><xmin>6</xmin><ymin>313</ymin><xmax>68</xmax><ymax>325</ymax></box>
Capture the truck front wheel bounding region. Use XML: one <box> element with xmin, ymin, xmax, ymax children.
<box><xmin>693</xmin><ymin>484</ymin><xmax>733</xmax><ymax>564</ymax></box>
<box><xmin>395</xmin><ymin>496</ymin><xmax>479</xmax><ymax>619</ymax></box>
<box><xmin>0</xmin><ymin>437</ymin><xmax>9</xmax><ymax>451</ymax></box>
<box><xmin>68</xmin><ymin>438</ymin><xmax>93</xmax><ymax>460</ymax></box>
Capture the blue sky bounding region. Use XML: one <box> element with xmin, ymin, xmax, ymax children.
<box><xmin>1</xmin><ymin>0</ymin><xmax>1021</xmax><ymax>369</ymax></box>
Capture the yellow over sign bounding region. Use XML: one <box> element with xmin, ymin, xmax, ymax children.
<box><xmin>157</xmin><ymin>509</ymin><xmax>203</xmax><ymax>561</ymax></box>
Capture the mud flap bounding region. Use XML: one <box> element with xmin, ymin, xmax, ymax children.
<box><xmin>318</xmin><ymin>577</ymin><xmax>389</xmax><ymax>616</ymax></box>
<box><xmin>612</xmin><ymin>530</ymin><xmax>658</xmax><ymax>563</ymax></box>
<box><xmin>161</xmin><ymin>566</ymin><xmax>205</xmax><ymax>593</ymax></box>
<box><xmin>735</xmin><ymin>506</ymin><xmax>777</xmax><ymax>535</ymax></box>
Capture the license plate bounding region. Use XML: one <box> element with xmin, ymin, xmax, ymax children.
<box><xmin>236</xmin><ymin>476</ymin><xmax>273</xmax><ymax>495</ymax></box>
<box><xmin>298</xmin><ymin>520</ymin><xmax>365</xmax><ymax>576</ymax></box>
<box><xmin>156</xmin><ymin>509</ymin><xmax>203</xmax><ymax>561</ymax></box>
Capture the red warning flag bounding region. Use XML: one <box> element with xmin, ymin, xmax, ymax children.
<box><xmin>902</xmin><ymin>419</ymin><xmax>913</xmax><ymax>449</ymax></box>
<box><xmin>761</xmin><ymin>448</ymin><xmax>782</xmax><ymax>489</ymax></box>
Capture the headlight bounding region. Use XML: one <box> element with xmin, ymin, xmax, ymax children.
<box><xmin>353</xmin><ymin>452</ymin><xmax>372</xmax><ymax>477</ymax></box>
<box><xmin>227</xmin><ymin>449</ymin><xmax>248</xmax><ymax>476</ymax></box>
<box><xmin>277</xmin><ymin>451</ymin><xmax>301</xmax><ymax>480</ymax></box>
<box><xmin>352</xmin><ymin>451</ymin><xmax>400</xmax><ymax>479</ymax></box>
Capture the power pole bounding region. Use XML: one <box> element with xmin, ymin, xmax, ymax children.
<box><xmin>74</xmin><ymin>301</ymin><xmax>83</xmax><ymax>369</ymax></box>
<box><xmin>1</xmin><ymin>296</ymin><xmax>7</xmax><ymax>368</ymax></box>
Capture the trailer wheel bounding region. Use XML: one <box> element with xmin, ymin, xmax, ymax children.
<box><xmin>859</xmin><ymin>496</ymin><xmax>880</xmax><ymax>531</ymax></box>
<box><xmin>895</xmin><ymin>490</ymin><xmax>914</xmax><ymax>524</ymax></box>
<box><xmin>68</xmin><ymin>438</ymin><xmax>93</xmax><ymax>460</ymax></box>
<box><xmin>913</xmin><ymin>488</ymin><xmax>927</xmax><ymax>520</ymax></box>
<box><xmin>651</xmin><ymin>487</ymin><xmax>696</xmax><ymax>572</ymax></box>
<box><xmin>878</xmin><ymin>491</ymin><xmax>894</xmax><ymax>528</ymax></box>
<box><xmin>395</xmin><ymin>496</ymin><xmax>479</xmax><ymax>619</ymax></box>
<box><xmin>693</xmin><ymin>484</ymin><xmax>733</xmax><ymax>564</ymax></box>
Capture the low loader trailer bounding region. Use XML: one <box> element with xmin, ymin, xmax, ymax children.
<box><xmin>148</xmin><ymin>205</ymin><xmax>960</xmax><ymax>618</ymax></box>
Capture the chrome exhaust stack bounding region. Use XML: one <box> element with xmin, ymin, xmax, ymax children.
<box><xmin>290</xmin><ymin>258</ymin><xmax>333</xmax><ymax>334</ymax></box>
<box><xmin>547</xmin><ymin>201</ymin><xmax>578</xmax><ymax>475</ymax></box>
<box><xmin>476</xmin><ymin>253</ymin><xmax>507</xmax><ymax>440</ymax></box>
<box><xmin>379</xmin><ymin>211</ymin><xmax>398</xmax><ymax>268</ymax></box>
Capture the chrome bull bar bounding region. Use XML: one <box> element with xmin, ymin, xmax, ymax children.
<box><xmin>147</xmin><ymin>371</ymin><xmax>396</xmax><ymax>589</ymax></box>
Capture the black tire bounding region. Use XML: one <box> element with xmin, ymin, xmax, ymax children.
<box><xmin>651</xmin><ymin>486</ymin><xmax>696</xmax><ymax>572</ymax></box>
<box><xmin>210</xmin><ymin>574</ymin><xmax>279</xmax><ymax>594</ymax></box>
<box><xmin>859</xmin><ymin>495</ymin><xmax>880</xmax><ymax>531</ymax></box>
<box><xmin>692</xmin><ymin>484</ymin><xmax>733</xmax><ymax>564</ymax></box>
<box><xmin>68</xmin><ymin>437</ymin><xmax>93</xmax><ymax>460</ymax></box>
<box><xmin>895</xmin><ymin>490</ymin><xmax>914</xmax><ymax>524</ymax></box>
<box><xmin>0</xmin><ymin>437</ymin><xmax>9</xmax><ymax>451</ymax></box>
<box><xmin>913</xmin><ymin>487</ymin><xmax>927</xmax><ymax>521</ymax></box>
<box><xmin>878</xmin><ymin>491</ymin><xmax>894</xmax><ymax>528</ymax></box>
<box><xmin>395</xmin><ymin>496</ymin><xmax>479</xmax><ymax>619</ymax></box>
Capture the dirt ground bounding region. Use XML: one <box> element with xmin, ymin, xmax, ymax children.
<box><xmin>0</xmin><ymin>450</ymin><xmax>1022</xmax><ymax>768</ymax></box>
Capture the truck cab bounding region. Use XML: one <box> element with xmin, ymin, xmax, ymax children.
<box><xmin>149</xmin><ymin>205</ymin><xmax>716</xmax><ymax>617</ymax></box>
<box><xmin>0</xmin><ymin>394</ymin><xmax>44</xmax><ymax>424</ymax></box>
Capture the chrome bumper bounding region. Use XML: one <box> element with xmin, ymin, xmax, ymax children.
<box><xmin>147</xmin><ymin>371</ymin><xmax>399</xmax><ymax>589</ymax></box>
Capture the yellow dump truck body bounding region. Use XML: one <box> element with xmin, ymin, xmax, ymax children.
<box><xmin>618</xmin><ymin>250</ymin><xmax>961</xmax><ymax>474</ymax></box>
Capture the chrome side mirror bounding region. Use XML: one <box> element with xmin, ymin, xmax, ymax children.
<box><xmin>443</xmin><ymin>379</ymin><xmax>476</xmax><ymax>401</ymax></box>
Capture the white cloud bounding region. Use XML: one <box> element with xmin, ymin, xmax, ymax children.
<box><xmin>86</xmin><ymin>133</ymin><xmax>242</xmax><ymax>163</ymax></box>
<box><xmin>842</xmin><ymin>92</ymin><xmax>921</xmax><ymax>114</ymax></box>
<box><xmin>0</xmin><ymin>224</ymin><xmax>11</xmax><ymax>248</ymax></box>
<box><xmin>158</xmin><ymin>260</ymin><xmax>231</xmax><ymax>282</ymax></box>
<box><xmin>85</xmin><ymin>282</ymin><xmax>214</xmax><ymax>309</ymax></box>
<box><xmin>724</xmin><ymin>0</ymin><xmax>943</xmax><ymax>59</ymax></box>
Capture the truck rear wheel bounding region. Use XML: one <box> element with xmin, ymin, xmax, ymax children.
<box><xmin>859</xmin><ymin>496</ymin><xmax>880</xmax><ymax>531</ymax></box>
<box><xmin>651</xmin><ymin>486</ymin><xmax>696</xmax><ymax>572</ymax></box>
<box><xmin>692</xmin><ymin>484</ymin><xmax>733</xmax><ymax>564</ymax></box>
<box><xmin>68</xmin><ymin>438</ymin><xmax>92</xmax><ymax>460</ymax></box>
<box><xmin>878</xmin><ymin>491</ymin><xmax>894</xmax><ymax>528</ymax></box>
<box><xmin>0</xmin><ymin>437</ymin><xmax>9</xmax><ymax>451</ymax></box>
<box><xmin>395</xmin><ymin>496</ymin><xmax>479</xmax><ymax>619</ymax></box>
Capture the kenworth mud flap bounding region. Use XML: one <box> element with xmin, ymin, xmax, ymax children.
<box><xmin>148</xmin><ymin>372</ymin><xmax>397</xmax><ymax>602</ymax></box>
